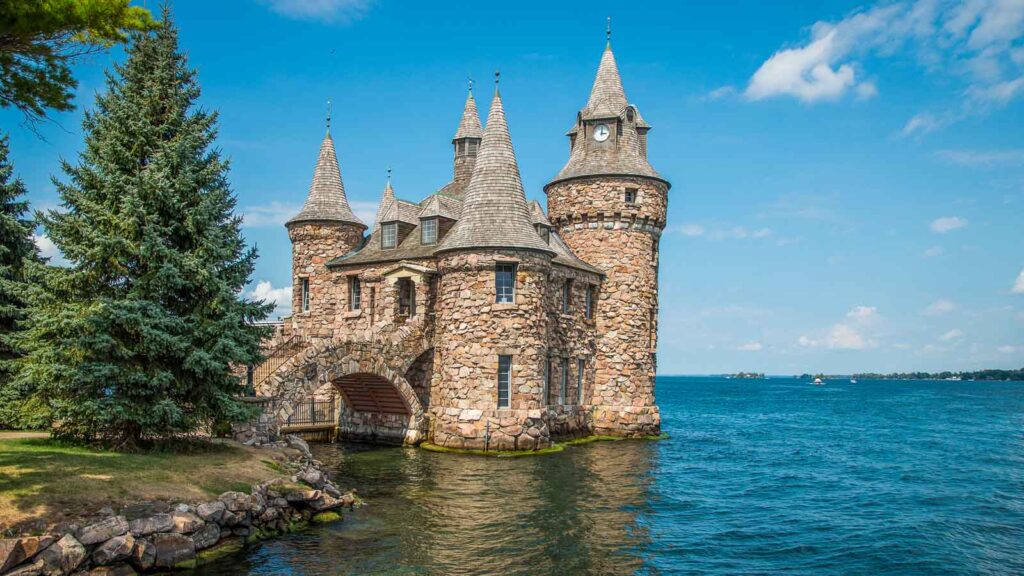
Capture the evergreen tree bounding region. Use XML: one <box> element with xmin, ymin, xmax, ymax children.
<box><xmin>0</xmin><ymin>133</ymin><xmax>41</xmax><ymax>428</ymax></box>
<box><xmin>17</xmin><ymin>10</ymin><xmax>271</xmax><ymax>448</ymax></box>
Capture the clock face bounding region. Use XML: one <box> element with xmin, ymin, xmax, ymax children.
<box><xmin>593</xmin><ymin>123</ymin><xmax>610</xmax><ymax>142</ymax></box>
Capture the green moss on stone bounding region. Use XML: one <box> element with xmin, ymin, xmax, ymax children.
<box><xmin>311</xmin><ymin>511</ymin><xmax>343</xmax><ymax>524</ymax></box>
<box><xmin>420</xmin><ymin>442</ymin><xmax>565</xmax><ymax>457</ymax></box>
<box><xmin>196</xmin><ymin>538</ymin><xmax>244</xmax><ymax>565</ymax></box>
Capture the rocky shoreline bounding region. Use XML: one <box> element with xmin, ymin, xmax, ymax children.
<box><xmin>0</xmin><ymin>436</ymin><xmax>355</xmax><ymax>576</ymax></box>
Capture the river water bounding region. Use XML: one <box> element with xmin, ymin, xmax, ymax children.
<box><xmin>193</xmin><ymin>376</ymin><xmax>1024</xmax><ymax>575</ymax></box>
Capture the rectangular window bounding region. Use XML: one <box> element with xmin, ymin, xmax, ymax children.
<box><xmin>495</xmin><ymin>263</ymin><xmax>516</xmax><ymax>304</ymax></box>
<box><xmin>585</xmin><ymin>286</ymin><xmax>594</xmax><ymax>319</ymax></box>
<box><xmin>381</xmin><ymin>223</ymin><xmax>397</xmax><ymax>249</ymax></box>
<box><xmin>559</xmin><ymin>358</ymin><xmax>568</xmax><ymax>405</ymax></box>
<box><xmin>348</xmin><ymin>276</ymin><xmax>361</xmax><ymax>311</ymax></box>
<box><xmin>497</xmin><ymin>355</ymin><xmax>512</xmax><ymax>409</ymax></box>
<box><xmin>543</xmin><ymin>356</ymin><xmax>551</xmax><ymax>407</ymax></box>
<box><xmin>625</xmin><ymin>188</ymin><xmax>638</xmax><ymax>204</ymax></box>
<box><xmin>398</xmin><ymin>278</ymin><xmax>416</xmax><ymax>317</ymax></box>
<box><xmin>577</xmin><ymin>359</ymin><xmax>585</xmax><ymax>404</ymax></box>
<box><xmin>300</xmin><ymin>278</ymin><xmax>310</xmax><ymax>312</ymax></box>
<box><xmin>562</xmin><ymin>280</ymin><xmax>572</xmax><ymax>313</ymax></box>
<box><xmin>369</xmin><ymin>287</ymin><xmax>376</xmax><ymax>322</ymax></box>
<box><xmin>421</xmin><ymin>218</ymin><xmax>438</xmax><ymax>245</ymax></box>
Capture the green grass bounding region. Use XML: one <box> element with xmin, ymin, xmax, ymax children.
<box><xmin>0</xmin><ymin>436</ymin><xmax>291</xmax><ymax>533</ymax></box>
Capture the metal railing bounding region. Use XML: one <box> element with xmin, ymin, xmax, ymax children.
<box><xmin>286</xmin><ymin>397</ymin><xmax>336</xmax><ymax>427</ymax></box>
<box><xmin>245</xmin><ymin>335</ymin><xmax>308</xmax><ymax>394</ymax></box>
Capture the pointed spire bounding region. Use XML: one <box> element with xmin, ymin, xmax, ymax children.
<box><xmin>453</xmin><ymin>82</ymin><xmax>483</xmax><ymax>141</ymax></box>
<box><xmin>373</xmin><ymin>168</ymin><xmax>396</xmax><ymax>229</ymax></box>
<box><xmin>438</xmin><ymin>88</ymin><xmax>555</xmax><ymax>255</ymax></box>
<box><xmin>287</xmin><ymin>131</ymin><xmax>365</xmax><ymax>228</ymax></box>
<box><xmin>326</xmin><ymin>98</ymin><xmax>332</xmax><ymax>134</ymax></box>
<box><xmin>583</xmin><ymin>39</ymin><xmax>627</xmax><ymax>119</ymax></box>
<box><xmin>606</xmin><ymin>16</ymin><xmax>612</xmax><ymax>47</ymax></box>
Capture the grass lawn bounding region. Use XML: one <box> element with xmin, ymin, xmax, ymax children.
<box><xmin>0</xmin><ymin>432</ymin><xmax>293</xmax><ymax>534</ymax></box>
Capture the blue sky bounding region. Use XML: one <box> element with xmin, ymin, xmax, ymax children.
<box><xmin>2</xmin><ymin>0</ymin><xmax>1023</xmax><ymax>375</ymax></box>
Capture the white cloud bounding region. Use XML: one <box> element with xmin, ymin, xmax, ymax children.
<box><xmin>923</xmin><ymin>245</ymin><xmax>945</xmax><ymax>257</ymax></box>
<box><xmin>936</xmin><ymin>149</ymin><xmax>1024</xmax><ymax>166</ymax></box>
<box><xmin>706</xmin><ymin>86</ymin><xmax>737</xmax><ymax>100</ymax></box>
<box><xmin>248</xmin><ymin>280</ymin><xmax>293</xmax><ymax>318</ymax></box>
<box><xmin>737</xmin><ymin>342</ymin><xmax>764</xmax><ymax>351</ymax></box>
<box><xmin>259</xmin><ymin>0</ymin><xmax>373</xmax><ymax>23</ymax></box>
<box><xmin>1013</xmin><ymin>268</ymin><xmax>1024</xmax><ymax>293</ymax></box>
<box><xmin>940</xmin><ymin>328</ymin><xmax>964</xmax><ymax>341</ymax></box>
<box><xmin>930</xmin><ymin>216</ymin><xmax>968</xmax><ymax>233</ymax></box>
<box><xmin>708</xmin><ymin>226</ymin><xmax>773</xmax><ymax>240</ymax></box>
<box><xmin>923</xmin><ymin>299</ymin><xmax>956</xmax><ymax>315</ymax></box>
<box><xmin>241</xmin><ymin>202</ymin><xmax>300</xmax><ymax>228</ymax></box>
<box><xmin>746</xmin><ymin>0</ymin><xmax>1024</xmax><ymax>129</ymax></box>
<box><xmin>33</xmin><ymin>234</ymin><xmax>69</xmax><ymax>267</ymax></box>
<box><xmin>997</xmin><ymin>344</ymin><xmax>1020</xmax><ymax>353</ymax></box>
<box><xmin>799</xmin><ymin>305</ymin><xmax>881</xmax><ymax>350</ymax></box>
<box><xmin>351</xmin><ymin>201</ymin><xmax>378</xmax><ymax>228</ymax></box>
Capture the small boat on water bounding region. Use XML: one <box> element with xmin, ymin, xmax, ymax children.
<box><xmin>812</xmin><ymin>377</ymin><xmax>824</xmax><ymax>385</ymax></box>
<box><xmin>850</xmin><ymin>378</ymin><xmax>857</xmax><ymax>384</ymax></box>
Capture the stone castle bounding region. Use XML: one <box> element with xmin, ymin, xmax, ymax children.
<box><xmin>259</xmin><ymin>36</ymin><xmax>669</xmax><ymax>451</ymax></box>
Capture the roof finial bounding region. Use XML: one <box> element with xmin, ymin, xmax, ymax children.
<box><xmin>386</xmin><ymin>166</ymin><xmax>392</xmax><ymax>184</ymax></box>
<box><xmin>326</xmin><ymin>98</ymin><xmax>332</xmax><ymax>134</ymax></box>
<box><xmin>606</xmin><ymin>16</ymin><xmax>612</xmax><ymax>46</ymax></box>
<box><xmin>468</xmin><ymin>76</ymin><xmax>474</xmax><ymax>93</ymax></box>
<box><xmin>494</xmin><ymin>69</ymin><xmax>500</xmax><ymax>94</ymax></box>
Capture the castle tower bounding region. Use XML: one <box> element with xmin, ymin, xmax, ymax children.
<box><xmin>444</xmin><ymin>85</ymin><xmax>484</xmax><ymax>198</ymax></box>
<box><xmin>432</xmin><ymin>77</ymin><xmax>558</xmax><ymax>450</ymax></box>
<box><xmin>286</xmin><ymin>114</ymin><xmax>367</xmax><ymax>337</ymax></box>
<box><xmin>543</xmin><ymin>34</ymin><xmax>669</xmax><ymax>437</ymax></box>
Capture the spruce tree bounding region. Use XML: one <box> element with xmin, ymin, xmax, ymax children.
<box><xmin>17</xmin><ymin>11</ymin><xmax>272</xmax><ymax>448</ymax></box>
<box><xmin>0</xmin><ymin>134</ymin><xmax>40</xmax><ymax>428</ymax></box>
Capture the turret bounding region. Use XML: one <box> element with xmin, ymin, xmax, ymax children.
<box><xmin>432</xmin><ymin>74</ymin><xmax>557</xmax><ymax>451</ymax></box>
<box><xmin>543</xmin><ymin>29</ymin><xmax>669</xmax><ymax>437</ymax></box>
<box><xmin>443</xmin><ymin>85</ymin><xmax>484</xmax><ymax>197</ymax></box>
<box><xmin>286</xmin><ymin>109</ymin><xmax>367</xmax><ymax>338</ymax></box>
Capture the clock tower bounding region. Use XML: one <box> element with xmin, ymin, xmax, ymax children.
<box><xmin>544</xmin><ymin>32</ymin><xmax>669</xmax><ymax>437</ymax></box>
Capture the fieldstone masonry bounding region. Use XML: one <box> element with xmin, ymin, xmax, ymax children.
<box><xmin>257</xmin><ymin>37</ymin><xmax>669</xmax><ymax>450</ymax></box>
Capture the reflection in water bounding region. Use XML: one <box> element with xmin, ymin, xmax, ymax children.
<box><xmin>193</xmin><ymin>440</ymin><xmax>656</xmax><ymax>575</ymax></box>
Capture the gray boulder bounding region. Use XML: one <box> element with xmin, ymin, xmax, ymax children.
<box><xmin>170</xmin><ymin>511</ymin><xmax>204</xmax><ymax>534</ymax></box>
<box><xmin>36</xmin><ymin>535</ymin><xmax>86</xmax><ymax>576</ymax></box>
<box><xmin>4</xmin><ymin>559</ymin><xmax>45</xmax><ymax>576</ymax></box>
<box><xmin>150</xmin><ymin>533</ymin><xmax>195</xmax><ymax>569</ymax></box>
<box><xmin>190</xmin><ymin>523</ymin><xmax>220</xmax><ymax>551</ymax></box>
<box><xmin>297</xmin><ymin>467</ymin><xmax>323</xmax><ymax>488</ymax></box>
<box><xmin>217</xmin><ymin>491</ymin><xmax>250</xmax><ymax>513</ymax></box>
<box><xmin>286</xmin><ymin>434</ymin><xmax>312</xmax><ymax>459</ymax></box>
<box><xmin>77</xmin><ymin>516</ymin><xmax>129</xmax><ymax>546</ymax></box>
<box><xmin>128</xmin><ymin>514</ymin><xmax>174</xmax><ymax>537</ymax></box>
<box><xmin>196</xmin><ymin>501</ymin><xmax>226</xmax><ymax>523</ymax></box>
<box><xmin>87</xmin><ymin>564</ymin><xmax>137</xmax><ymax>576</ymax></box>
<box><xmin>1</xmin><ymin>537</ymin><xmax>52</xmax><ymax>573</ymax></box>
<box><xmin>128</xmin><ymin>539</ymin><xmax>155</xmax><ymax>572</ymax></box>
<box><xmin>91</xmin><ymin>533</ymin><xmax>135</xmax><ymax>566</ymax></box>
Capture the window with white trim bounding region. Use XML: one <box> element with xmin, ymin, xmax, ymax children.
<box><xmin>495</xmin><ymin>263</ymin><xmax>516</xmax><ymax>304</ymax></box>
<box><xmin>300</xmin><ymin>278</ymin><xmax>309</xmax><ymax>312</ymax></box>
<box><xmin>381</xmin><ymin>223</ymin><xmax>397</xmax><ymax>249</ymax></box>
<box><xmin>497</xmin><ymin>355</ymin><xmax>512</xmax><ymax>409</ymax></box>
<box><xmin>348</xmin><ymin>276</ymin><xmax>361</xmax><ymax>311</ymax></box>
<box><xmin>421</xmin><ymin>218</ymin><xmax>438</xmax><ymax>245</ymax></box>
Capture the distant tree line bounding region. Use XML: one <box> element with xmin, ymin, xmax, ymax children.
<box><xmin>0</xmin><ymin>4</ymin><xmax>272</xmax><ymax>450</ymax></box>
<box><xmin>850</xmin><ymin>369</ymin><xmax>1024</xmax><ymax>381</ymax></box>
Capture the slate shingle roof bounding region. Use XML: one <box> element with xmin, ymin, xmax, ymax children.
<box><xmin>549</xmin><ymin>45</ymin><xmax>665</xmax><ymax>186</ymax></box>
<box><xmin>287</xmin><ymin>133</ymin><xmax>366</xmax><ymax>228</ymax></box>
<box><xmin>453</xmin><ymin>90</ymin><xmax>483</xmax><ymax>141</ymax></box>
<box><xmin>436</xmin><ymin>90</ymin><xmax>556</xmax><ymax>256</ymax></box>
<box><xmin>420</xmin><ymin>194</ymin><xmax>463</xmax><ymax>220</ymax></box>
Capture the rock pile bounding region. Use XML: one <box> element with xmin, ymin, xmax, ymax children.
<box><xmin>0</xmin><ymin>437</ymin><xmax>355</xmax><ymax>576</ymax></box>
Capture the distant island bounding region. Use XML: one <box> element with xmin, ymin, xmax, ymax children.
<box><xmin>793</xmin><ymin>368</ymin><xmax>1024</xmax><ymax>381</ymax></box>
<box><xmin>729</xmin><ymin>372</ymin><xmax>766</xmax><ymax>379</ymax></box>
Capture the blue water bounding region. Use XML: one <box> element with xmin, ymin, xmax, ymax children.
<box><xmin>194</xmin><ymin>377</ymin><xmax>1024</xmax><ymax>575</ymax></box>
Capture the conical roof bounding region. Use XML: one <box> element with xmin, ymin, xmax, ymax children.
<box><xmin>437</xmin><ymin>89</ymin><xmax>555</xmax><ymax>256</ymax></box>
<box><xmin>453</xmin><ymin>89</ymin><xmax>484</xmax><ymax>141</ymax></box>
<box><xmin>373</xmin><ymin>177</ymin><xmax>395</xmax><ymax>230</ymax></box>
<box><xmin>583</xmin><ymin>45</ymin><xmax>628</xmax><ymax>120</ymax></box>
<box><xmin>287</xmin><ymin>133</ymin><xmax>365</xmax><ymax>228</ymax></box>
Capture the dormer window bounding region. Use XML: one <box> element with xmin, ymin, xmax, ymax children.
<box><xmin>381</xmin><ymin>223</ymin><xmax>397</xmax><ymax>249</ymax></box>
<box><xmin>625</xmin><ymin>188</ymin><xmax>637</xmax><ymax>204</ymax></box>
<box><xmin>536</xmin><ymin>225</ymin><xmax>550</xmax><ymax>244</ymax></box>
<box><xmin>421</xmin><ymin>218</ymin><xmax>438</xmax><ymax>245</ymax></box>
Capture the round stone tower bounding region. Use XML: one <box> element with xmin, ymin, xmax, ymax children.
<box><xmin>544</xmin><ymin>37</ymin><xmax>669</xmax><ymax>437</ymax></box>
<box><xmin>432</xmin><ymin>81</ymin><xmax>558</xmax><ymax>451</ymax></box>
<box><xmin>286</xmin><ymin>119</ymin><xmax>367</xmax><ymax>338</ymax></box>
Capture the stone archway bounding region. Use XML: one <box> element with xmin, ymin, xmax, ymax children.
<box><xmin>268</xmin><ymin>336</ymin><xmax>432</xmax><ymax>445</ymax></box>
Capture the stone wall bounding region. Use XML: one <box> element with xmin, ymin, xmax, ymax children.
<box><xmin>287</xmin><ymin>222</ymin><xmax>365</xmax><ymax>339</ymax></box>
<box><xmin>546</xmin><ymin>176</ymin><xmax>667</xmax><ymax>437</ymax></box>
<box><xmin>0</xmin><ymin>438</ymin><xmax>355</xmax><ymax>576</ymax></box>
